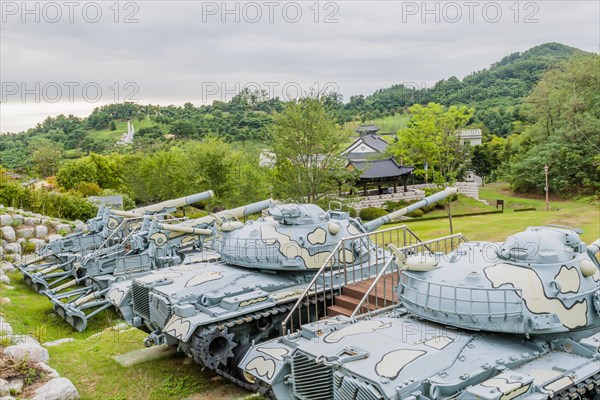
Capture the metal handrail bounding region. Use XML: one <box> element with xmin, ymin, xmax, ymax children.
<box><xmin>399</xmin><ymin>233</ymin><xmax>468</xmax><ymax>255</ymax></box>
<box><xmin>280</xmin><ymin>240</ymin><xmax>345</xmax><ymax>331</ymax></box>
<box><xmin>350</xmin><ymin>254</ymin><xmax>397</xmax><ymax>318</ymax></box>
<box><xmin>280</xmin><ymin>224</ymin><xmax>425</xmax><ymax>332</ymax></box>
<box><xmin>348</xmin><ymin>233</ymin><xmax>468</xmax><ymax>318</ymax></box>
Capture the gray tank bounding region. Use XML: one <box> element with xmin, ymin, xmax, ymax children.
<box><xmin>37</xmin><ymin>199</ymin><xmax>273</xmax><ymax>332</ymax></box>
<box><xmin>17</xmin><ymin>190</ymin><xmax>214</xmax><ymax>291</ymax></box>
<box><xmin>112</xmin><ymin>188</ymin><xmax>457</xmax><ymax>392</ymax></box>
<box><xmin>239</xmin><ymin>225</ymin><xmax>600</xmax><ymax>399</ymax></box>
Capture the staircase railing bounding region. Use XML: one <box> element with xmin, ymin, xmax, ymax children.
<box><xmin>350</xmin><ymin>233</ymin><xmax>469</xmax><ymax>317</ymax></box>
<box><xmin>281</xmin><ymin>225</ymin><xmax>425</xmax><ymax>333</ymax></box>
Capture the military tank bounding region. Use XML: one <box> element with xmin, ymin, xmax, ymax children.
<box><xmin>240</xmin><ymin>225</ymin><xmax>600</xmax><ymax>399</ymax></box>
<box><xmin>115</xmin><ymin>188</ymin><xmax>457</xmax><ymax>392</ymax></box>
<box><xmin>41</xmin><ymin>199</ymin><xmax>274</xmax><ymax>331</ymax></box>
<box><xmin>17</xmin><ymin>190</ymin><xmax>214</xmax><ymax>291</ymax></box>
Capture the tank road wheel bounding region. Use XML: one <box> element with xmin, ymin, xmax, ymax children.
<box><xmin>194</xmin><ymin>327</ymin><xmax>237</xmax><ymax>369</ymax></box>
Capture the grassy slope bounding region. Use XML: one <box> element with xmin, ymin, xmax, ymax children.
<box><xmin>388</xmin><ymin>183</ymin><xmax>599</xmax><ymax>242</ymax></box>
<box><xmin>0</xmin><ymin>273</ymin><xmax>222</xmax><ymax>400</ymax></box>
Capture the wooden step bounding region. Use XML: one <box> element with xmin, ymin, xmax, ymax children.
<box><xmin>326</xmin><ymin>305</ymin><xmax>354</xmax><ymax>317</ymax></box>
<box><xmin>334</xmin><ymin>294</ymin><xmax>377</xmax><ymax>311</ymax></box>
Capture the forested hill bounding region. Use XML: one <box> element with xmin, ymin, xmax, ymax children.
<box><xmin>361</xmin><ymin>42</ymin><xmax>584</xmax><ymax>135</ymax></box>
<box><xmin>0</xmin><ymin>42</ymin><xmax>588</xmax><ymax>172</ymax></box>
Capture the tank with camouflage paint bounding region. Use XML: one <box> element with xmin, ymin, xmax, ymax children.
<box><xmin>17</xmin><ymin>190</ymin><xmax>214</xmax><ymax>292</ymax></box>
<box><xmin>41</xmin><ymin>199</ymin><xmax>273</xmax><ymax>332</ymax></box>
<box><xmin>120</xmin><ymin>188</ymin><xmax>457</xmax><ymax>393</ymax></box>
<box><xmin>240</xmin><ymin>226</ymin><xmax>600</xmax><ymax>400</ymax></box>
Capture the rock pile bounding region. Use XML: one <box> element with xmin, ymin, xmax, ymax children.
<box><xmin>0</xmin><ymin>317</ymin><xmax>79</xmax><ymax>400</ymax></box>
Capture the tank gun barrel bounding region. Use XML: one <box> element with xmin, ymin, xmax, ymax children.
<box><xmin>128</xmin><ymin>190</ymin><xmax>214</xmax><ymax>215</ymax></box>
<box><xmin>588</xmin><ymin>238</ymin><xmax>600</xmax><ymax>255</ymax></box>
<box><xmin>363</xmin><ymin>187</ymin><xmax>457</xmax><ymax>232</ymax></box>
<box><xmin>155</xmin><ymin>223</ymin><xmax>212</xmax><ymax>236</ymax></box>
<box><xmin>178</xmin><ymin>199</ymin><xmax>273</xmax><ymax>228</ymax></box>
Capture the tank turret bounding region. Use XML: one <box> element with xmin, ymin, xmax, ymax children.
<box><xmin>215</xmin><ymin>188</ymin><xmax>457</xmax><ymax>272</ymax></box>
<box><xmin>398</xmin><ymin>225</ymin><xmax>600</xmax><ymax>336</ymax></box>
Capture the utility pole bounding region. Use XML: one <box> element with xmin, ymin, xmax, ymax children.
<box><xmin>544</xmin><ymin>164</ymin><xmax>549</xmax><ymax>211</ymax></box>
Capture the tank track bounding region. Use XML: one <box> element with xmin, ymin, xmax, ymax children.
<box><xmin>181</xmin><ymin>294</ymin><xmax>329</xmax><ymax>397</ymax></box>
<box><xmin>551</xmin><ymin>373</ymin><xmax>600</xmax><ymax>400</ymax></box>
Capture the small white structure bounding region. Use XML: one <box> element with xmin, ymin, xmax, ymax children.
<box><xmin>459</xmin><ymin>129</ymin><xmax>482</xmax><ymax>146</ymax></box>
<box><xmin>259</xmin><ymin>150</ymin><xmax>276</xmax><ymax>168</ymax></box>
<box><xmin>116</xmin><ymin>121</ymin><xmax>135</xmax><ymax>145</ymax></box>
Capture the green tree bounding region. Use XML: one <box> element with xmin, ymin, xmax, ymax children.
<box><xmin>393</xmin><ymin>103</ymin><xmax>474</xmax><ymax>232</ymax></box>
<box><xmin>507</xmin><ymin>54</ymin><xmax>600</xmax><ymax>195</ymax></box>
<box><xmin>28</xmin><ymin>138</ymin><xmax>63</xmax><ymax>177</ymax></box>
<box><xmin>271</xmin><ymin>96</ymin><xmax>351</xmax><ymax>202</ymax></box>
<box><xmin>110</xmin><ymin>121</ymin><xmax>117</xmax><ymax>131</ymax></box>
<box><xmin>56</xmin><ymin>158</ymin><xmax>98</xmax><ymax>190</ymax></box>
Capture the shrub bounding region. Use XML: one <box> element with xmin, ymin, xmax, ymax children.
<box><xmin>406</xmin><ymin>208</ymin><xmax>424</xmax><ymax>218</ymax></box>
<box><xmin>0</xmin><ymin>180</ymin><xmax>97</xmax><ymax>221</ymax></box>
<box><xmin>359</xmin><ymin>207</ymin><xmax>388</xmax><ymax>221</ymax></box>
<box><xmin>21</xmin><ymin>241</ymin><xmax>36</xmax><ymax>254</ymax></box>
<box><xmin>342</xmin><ymin>206</ymin><xmax>357</xmax><ymax>218</ymax></box>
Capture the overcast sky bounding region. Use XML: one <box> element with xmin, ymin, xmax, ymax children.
<box><xmin>1</xmin><ymin>0</ymin><xmax>598</xmax><ymax>132</ymax></box>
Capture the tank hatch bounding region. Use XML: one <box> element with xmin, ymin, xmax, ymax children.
<box><xmin>497</xmin><ymin>226</ymin><xmax>583</xmax><ymax>264</ymax></box>
<box><xmin>269</xmin><ymin>204</ymin><xmax>327</xmax><ymax>225</ymax></box>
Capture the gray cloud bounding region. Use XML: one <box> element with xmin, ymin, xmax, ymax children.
<box><xmin>1</xmin><ymin>0</ymin><xmax>598</xmax><ymax>132</ymax></box>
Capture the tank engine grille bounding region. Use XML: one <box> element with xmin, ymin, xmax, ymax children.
<box><xmin>334</xmin><ymin>372</ymin><xmax>382</xmax><ymax>400</ymax></box>
<box><xmin>149</xmin><ymin>292</ymin><xmax>172</xmax><ymax>329</ymax></box>
<box><xmin>291</xmin><ymin>351</ymin><xmax>333</xmax><ymax>400</ymax></box>
<box><xmin>131</xmin><ymin>283</ymin><xmax>150</xmax><ymax>320</ymax></box>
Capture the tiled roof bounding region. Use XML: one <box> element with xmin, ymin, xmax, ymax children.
<box><xmin>351</xmin><ymin>158</ymin><xmax>414</xmax><ymax>179</ymax></box>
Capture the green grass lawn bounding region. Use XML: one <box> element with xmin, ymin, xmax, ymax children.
<box><xmin>86</xmin><ymin>118</ymin><xmax>166</xmax><ymax>143</ymax></box>
<box><xmin>388</xmin><ymin>183</ymin><xmax>599</xmax><ymax>243</ymax></box>
<box><xmin>1</xmin><ymin>273</ymin><xmax>223</xmax><ymax>400</ymax></box>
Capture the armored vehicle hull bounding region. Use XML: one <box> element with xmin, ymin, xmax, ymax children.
<box><xmin>240</xmin><ymin>226</ymin><xmax>600</xmax><ymax>399</ymax></box>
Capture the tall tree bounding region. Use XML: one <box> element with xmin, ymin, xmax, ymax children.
<box><xmin>508</xmin><ymin>54</ymin><xmax>600</xmax><ymax>195</ymax></box>
<box><xmin>393</xmin><ymin>103</ymin><xmax>474</xmax><ymax>233</ymax></box>
<box><xmin>29</xmin><ymin>138</ymin><xmax>63</xmax><ymax>177</ymax></box>
<box><xmin>270</xmin><ymin>96</ymin><xmax>351</xmax><ymax>202</ymax></box>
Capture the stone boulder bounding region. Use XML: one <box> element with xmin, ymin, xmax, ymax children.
<box><xmin>47</xmin><ymin>234</ymin><xmax>63</xmax><ymax>242</ymax></box>
<box><xmin>0</xmin><ymin>215</ymin><xmax>13</xmax><ymax>226</ymax></box>
<box><xmin>0</xmin><ymin>226</ymin><xmax>16</xmax><ymax>242</ymax></box>
<box><xmin>1</xmin><ymin>262</ymin><xmax>16</xmax><ymax>273</ymax></box>
<box><xmin>3</xmin><ymin>342</ymin><xmax>49</xmax><ymax>363</ymax></box>
<box><xmin>29</xmin><ymin>239</ymin><xmax>46</xmax><ymax>252</ymax></box>
<box><xmin>35</xmin><ymin>362</ymin><xmax>60</xmax><ymax>379</ymax></box>
<box><xmin>0</xmin><ymin>316</ymin><xmax>13</xmax><ymax>334</ymax></box>
<box><xmin>0</xmin><ymin>379</ymin><xmax>23</xmax><ymax>396</ymax></box>
<box><xmin>54</xmin><ymin>224</ymin><xmax>72</xmax><ymax>234</ymax></box>
<box><xmin>30</xmin><ymin>378</ymin><xmax>79</xmax><ymax>400</ymax></box>
<box><xmin>16</xmin><ymin>227</ymin><xmax>34</xmax><ymax>239</ymax></box>
<box><xmin>35</xmin><ymin>225</ymin><xmax>49</xmax><ymax>239</ymax></box>
<box><xmin>4</xmin><ymin>243</ymin><xmax>20</xmax><ymax>254</ymax></box>
<box><xmin>11</xmin><ymin>215</ymin><xmax>23</xmax><ymax>225</ymax></box>
<box><xmin>24</xmin><ymin>217</ymin><xmax>41</xmax><ymax>226</ymax></box>
<box><xmin>0</xmin><ymin>276</ymin><xmax>9</xmax><ymax>285</ymax></box>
